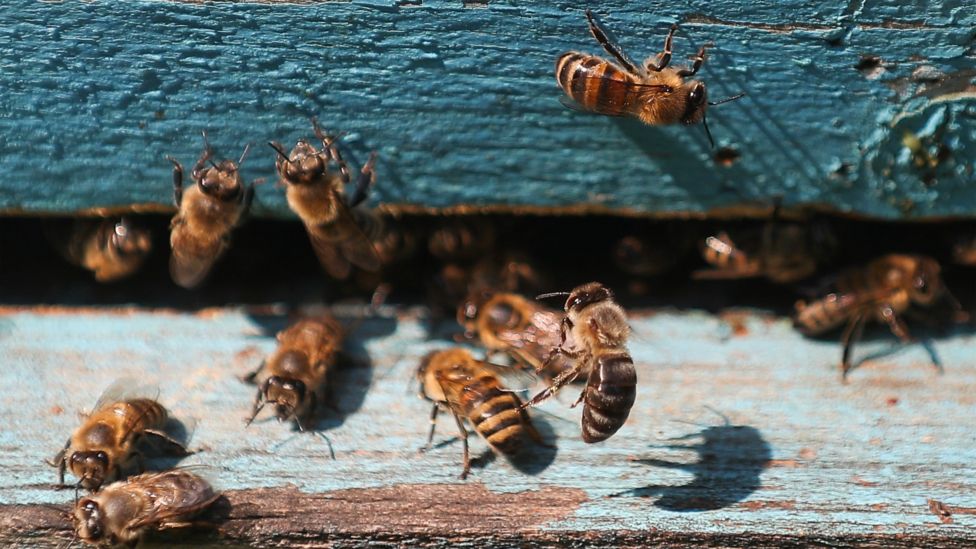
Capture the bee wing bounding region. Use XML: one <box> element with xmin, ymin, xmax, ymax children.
<box><xmin>91</xmin><ymin>378</ymin><xmax>160</xmax><ymax>413</ymax></box>
<box><xmin>334</xmin><ymin>203</ymin><xmax>382</xmax><ymax>273</ymax></box>
<box><xmin>306</xmin><ymin>193</ymin><xmax>381</xmax><ymax>279</ymax></box>
<box><xmin>125</xmin><ymin>469</ymin><xmax>220</xmax><ymax>530</ymax></box>
<box><xmin>169</xmin><ymin>246</ymin><xmax>223</xmax><ymax>289</ymax></box>
<box><xmin>560</xmin><ymin>79</ymin><xmax>673</xmax><ymax>116</ymax></box>
<box><xmin>306</xmin><ymin>228</ymin><xmax>353</xmax><ymax>280</ymax></box>
<box><xmin>494</xmin><ymin>308</ymin><xmax>564</xmax><ymax>370</ymax></box>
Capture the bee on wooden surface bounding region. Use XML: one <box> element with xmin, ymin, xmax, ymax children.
<box><xmin>556</xmin><ymin>10</ymin><xmax>744</xmax><ymax>146</ymax></box>
<box><xmin>269</xmin><ymin>119</ymin><xmax>381</xmax><ymax>280</ymax></box>
<box><xmin>244</xmin><ymin>316</ymin><xmax>345</xmax><ymax>431</ymax></box>
<box><xmin>417</xmin><ymin>348</ymin><xmax>547</xmax><ymax>479</ymax></box>
<box><xmin>167</xmin><ymin>134</ymin><xmax>254</xmax><ymax>289</ymax></box>
<box><xmin>524</xmin><ymin>282</ymin><xmax>637</xmax><ymax>443</ymax></box>
<box><xmin>49</xmin><ymin>218</ymin><xmax>152</xmax><ymax>283</ymax></box>
<box><xmin>794</xmin><ymin>254</ymin><xmax>956</xmax><ymax>379</ymax></box>
<box><xmin>51</xmin><ymin>381</ymin><xmax>191</xmax><ymax>491</ymax></box>
<box><xmin>72</xmin><ymin>469</ymin><xmax>219</xmax><ymax>547</ymax></box>
<box><xmin>457</xmin><ymin>290</ymin><xmax>576</xmax><ymax>381</ymax></box>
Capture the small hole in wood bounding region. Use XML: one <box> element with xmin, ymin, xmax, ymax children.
<box><xmin>855</xmin><ymin>55</ymin><xmax>886</xmax><ymax>79</ymax></box>
<box><xmin>714</xmin><ymin>147</ymin><xmax>740</xmax><ymax>167</ymax></box>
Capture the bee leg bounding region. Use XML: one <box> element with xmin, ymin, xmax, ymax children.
<box><xmin>245</xmin><ymin>388</ymin><xmax>266</xmax><ymax>427</ymax></box>
<box><xmin>348</xmin><ymin>152</ymin><xmax>378</xmax><ymax>208</ymax></box>
<box><xmin>52</xmin><ymin>443</ymin><xmax>69</xmax><ymax>487</ymax></box>
<box><xmin>241</xmin><ymin>182</ymin><xmax>255</xmax><ymax>217</ymax></box>
<box><xmin>879</xmin><ymin>304</ymin><xmax>913</xmax><ymax>342</ymax></box>
<box><xmin>676</xmin><ymin>43</ymin><xmax>709</xmax><ymax>77</ymax></box>
<box><xmin>242</xmin><ymin>361</ymin><xmax>265</xmax><ymax>384</ymax></box>
<box><xmin>419</xmin><ymin>404</ymin><xmax>440</xmax><ymax>453</ymax></box>
<box><xmin>449</xmin><ymin>411</ymin><xmax>471</xmax><ymax>480</ymax></box>
<box><xmin>166</xmin><ymin>157</ymin><xmax>184</xmax><ymax>207</ymax></box>
<box><xmin>645</xmin><ymin>23</ymin><xmax>678</xmax><ymax>72</ymax></box>
<box><xmin>522</xmin><ymin>356</ymin><xmax>584</xmax><ymax>409</ymax></box>
<box><xmin>191</xmin><ymin>134</ymin><xmax>215</xmax><ymax>180</ymax></box>
<box><xmin>584</xmin><ymin>9</ymin><xmax>640</xmax><ymax>75</ymax></box>
<box><xmin>840</xmin><ymin>312</ymin><xmax>868</xmax><ymax>381</ymax></box>
<box><xmin>570</xmin><ymin>387</ymin><xmax>587</xmax><ymax>409</ymax></box>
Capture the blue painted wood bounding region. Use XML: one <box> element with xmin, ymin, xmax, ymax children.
<box><xmin>2</xmin><ymin>306</ymin><xmax>975</xmax><ymax>545</ymax></box>
<box><xmin>0</xmin><ymin>1</ymin><xmax>973</xmax><ymax>219</ymax></box>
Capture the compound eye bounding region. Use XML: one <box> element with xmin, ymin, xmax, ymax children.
<box><xmin>95</xmin><ymin>451</ymin><xmax>108</xmax><ymax>464</ymax></box>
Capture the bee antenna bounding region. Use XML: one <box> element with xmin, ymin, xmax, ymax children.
<box><xmin>708</xmin><ymin>92</ymin><xmax>745</xmax><ymax>107</ymax></box>
<box><xmin>535</xmin><ymin>291</ymin><xmax>571</xmax><ymax>301</ymax></box>
<box><xmin>702</xmin><ymin>114</ymin><xmax>716</xmax><ymax>149</ymax></box>
<box><xmin>238</xmin><ymin>143</ymin><xmax>252</xmax><ymax>166</ymax></box>
<box><xmin>267</xmin><ymin>142</ymin><xmax>294</xmax><ymax>165</ymax></box>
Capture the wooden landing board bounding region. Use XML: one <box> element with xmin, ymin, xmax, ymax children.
<box><xmin>1</xmin><ymin>306</ymin><xmax>975</xmax><ymax>546</ymax></box>
<box><xmin>1</xmin><ymin>1</ymin><xmax>974</xmax><ymax>219</ymax></box>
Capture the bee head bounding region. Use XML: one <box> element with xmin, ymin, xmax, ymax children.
<box><xmin>271</xmin><ymin>140</ymin><xmax>329</xmax><ymax>185</ymax></box>
<box><xmin>74</xmin><ymin>497</ymin><xmax>106</xmax><ymax>543</ymax></box>
<box><xmin>564</xmin><ymin>282</ymin><xmax>613</xmax><ymax>313</ymax></box>
<box><xmin>197</xmin><ymin>161</ymin><xmax>244</xmax><ymax>201</ymax></box>
<box><xmin>110</xmin><ymin>219</ymin><xmax>152</xmax><ymax>257</ymax></box>
<box><xmin>69</xmin><ymin>450</ymin><xmax>110</xmax><ymax>490</ymax></box>
<box><xmin>910</xmin><ymin>257</ymin><xmax>944</xmax><ymax>305</ymax></box>
<box><xmin>263</xmin><ymin>376</ymin><xmax>308</xmax><ymax>421</ymax></box>
<box><xmin>681</xmin><ymin>81</ymin><xmax>708</xmax><ymax>126</ymax></box>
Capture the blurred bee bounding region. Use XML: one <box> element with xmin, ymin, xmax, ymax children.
<box><xmin>245</xmin><ymin>316</ymin><xmax>345</xmax><ymax>431</ymax></box>
<box><xmin>52</xmin><ymin>381</ymin><xmax>190</xmax><ymax>491</ymax></box>
<box><xmin>694</xmin><ymin>205</ymin><xmax>836</xmax><ymax>284</ymax></box>
<box><xmin>72</xmin><ymin>469</ymin><xmax>219</xmax><ymax>547</ymax></box>
<box><xmin>952</xmin><ymin>230</ymin><xmax>976</xmax><ymax>266</ymax></box>
<box><xmin>49</xmin><ymin>218</ymin><xmax>152</xmax><ymax>283</ymax></box>
<box><xmin>427</xmin><ymin>219</ymin><xmax>497</xmax><ymax>263</ymax></box>
<box><xmin>524</xmin><ymin>282</ymin><xmax>637</xmax><ymax>443</ymax></box>
<box><xmin>269</xmin><ymin>119</ymin><xmax>381</xmax><ymax>280</ymax></box>
<box><xmin>167</xmin><ymin>134</ymin><xmax>254</xmax><ymax>289</ymax></box>
<box><xmin>457</xmin><ymin>290</ymin><xmax>576</xmax><ymax>381</ymax></box>
<box><xmin>417</xmin><ymin>348</ymin><xmax>547</xmax><ymax>479</ymax></box>
<box><xmin>613</xmin><ymin>235</ymin><xmax>681</xmax><ymax>278</ymax></box>
<box><xmin>794</xmin><ymin>254</ymin><xmax>956</xmax><ymax>379</ymax></box>
<box><xmin>556</xmin><ymin>10</ymin><xmax>743</xmax><ymax>146</ymax></box>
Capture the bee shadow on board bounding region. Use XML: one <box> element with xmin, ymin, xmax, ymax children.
<box><xmin>142</xmin><ymin>416</ymin><xmax>198</xmax><ymax>472</ymax></box>
<box><xmin>499</xmin><ymin>412</ymin><xmax>558</xmax><ymax>476</ymax></box>
<box><xmin>612</xmin><ymin>420</ymin><xmax>770</xmax><ymax>511</ymax></box>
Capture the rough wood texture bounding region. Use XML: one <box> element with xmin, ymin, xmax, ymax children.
<box><xmin>1</xmin><ymin>1</ymin><xmax>974</xmax><ymax>219</ymax></box>
<box><xmin>2</xmin><ymin>306</ymin><xmax>975</xmax><ymax>546</ymax></box>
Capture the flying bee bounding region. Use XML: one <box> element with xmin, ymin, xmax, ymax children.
<box><xmin>556</xmin><ymin>10</ymin><xmax>744</xmax><ymax>146</ymax></box>
<box><xmin>51</xmin><ymin>381</ymin><xmax>191</xmax><ymax>491</ymax></box>
<box><xmin>524</xmin><ymin>282</ymin><xmax>637</xmax><ymax>443</ymax></box>
<box><xmin>269</xmin><ymin>119</ymin><xmax>381</xmax><ymax>280</ymax></box>
<box><xmin>244</xmin><ymin>316</ymin><xmax>345</xmax><ymax>431</ymax></box>
<box><xmin>417</xmin><ymin>348</ymin><xmax>547</xmax><ymax>479</ymax></box>
<box><xmin>457</xmin><ymin>290</ymin><xmax>577</xmax><ymax>381</ymax></box>
<box><xmin>794</xmin><ymin>254</ymin><xmax>958</xmax><ymax>379</ymax></box>
<box><xmin>167</xmin><ymin>133</ymin><xmax>254</xmax><ymax>289</ymax></box>
<box><xmin>72</xmin><ymin>469</ymin><xmax>220</xmax><ymax>547</ymax></box>
<box><xmin>49</xmin><ymin>218</ymin><xmax>152</xmax><ymax>282</ymax></box>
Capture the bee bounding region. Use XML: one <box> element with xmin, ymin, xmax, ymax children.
<box><xmin>952</xmin><ymin>230</ymin><xmax>976</xmax><ymax>266</ymax></box>
<box><xmin>167</xmin><ymin>134</ymin><xmax>254</xmax><ymax>289</ymax></box>
<box><xmin>794</xmin><ymin>254</ymin><xmax>955</xmax><ymax>378</ymax></box>
<box><xmin>72</xmin><ymin>469</ymin><xmax>219</xmax><ymax>547</ymax></box>
<box><xmin>51</xmin><ymin>218</ymin><xmax>152</xmax><ymax>282</ymax></box>
<box><xmin>245</xmin><ymin>316</ymin><xmax>345</xmax><ymax>431</ymax></box>
<box><xmin>556</xmin><ymin>10</ymin><xmax>744</xmax><ymax>146</ymax></box>
<box><xmin>457</xmin><ymin>290</ymin><xmax>576</xmax><ymax>381</ymax></box>
<box><xmin>427</xmin><ymin>219</ymin><xmax>497</xmax><ymax>263</ymax></box>
<box><xmin>417</xmin><ymin>348</ymin><xmax>547</xmax><ymax>479</ymax></box>
<box><xmin>52</xmin><ymin>381</ymin><xmax>190</xmax><ymax>491</ymax></box>
<box><xmin>269</xmin><ymin>119</ymin><xmax>381</xmax><ymax>280</ymax></box>
<box><xmin>524</xmin><ymin>282</ymin><xmax>637</xmax><ymax>443</ymax></box>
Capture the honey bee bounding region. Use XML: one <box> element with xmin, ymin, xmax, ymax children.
<box><xmin>244</xmin><ymin>316</ymin><xmax>345</xmax><ymax>431</ymax></box>
<box><xmin>952</xmin><ymin>230</ymin><xmax>976</xmax><ymax>266</ymax></box>
<box><xmin>524</xmin><ymin>282</ymin><xmax>637</xmax><ymax>443</ymax></box>
<box><xmin>72</xmin><ymin>469</ymin><xmax>220</xmax><ymax>547</ymax></box>
<box><xmin>167</xmin><ymin>134</ymin><xmax>254</xmax><ymax>289</ymax></box>
<box><xmin>50</xmin><ymin>218</ymin><xmax>152</xmax><ymax>282</ymax></box>
<box><xmin>427</xmin><ymin>219</ymin><xmax>497</xmax><ymax>262</ymax></box>
<box><xmin>52</xmin><ymin>381</ymin><xmax>190</xmax><ymax>491</ymax></box>
<box><xmin>417</xmin><ymin>348</ymin><xmax>547</xmax><ymax>479</ymax></box>
<box><xmin>269</xmin><ymin>119</ymin><xmax>381</xmax><ymax>280</ymax></box>
<box><xmin>457</xmin><ymin>290</ymin><xmax>576</xmax><ymax>381</ymax></box>
<box><xmin>556</xmin><ymin>10</ymin><xmax>744</xmax><ymax>146</ymax></box>
<box><xmin>794</xmin><ymin>254</ymin><xmax>954</xmax><ymax>378</ymax></box>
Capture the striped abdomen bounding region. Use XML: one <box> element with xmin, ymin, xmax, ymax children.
<box><xmin>793</xmin><ymin>293</ymin><xmax>858</xmax><ymax>335</ymax></box>
<box><xmin>465</xmin><ymin>379</ymin><xmax>527</xmax><ymax>455</ymax></box>
<box><xmin>113</xmin><ymin>399</ymin><xmax>169</xmax><ymax>437</ymax></box>
<box><xmin>581</xmin><ymin>353</ymin><xmax>636</xmax><ymax>443</ymax></box>
<box><xmin>556</xmin><ymin>52</ymin><xmax>639</xmax><ymax>116</ymax></box>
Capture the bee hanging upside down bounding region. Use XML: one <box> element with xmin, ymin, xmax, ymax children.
<box><xmin>50</xmin><ymin>218</ymin><xmax>153</xmax><ymax>283</ymax></box>
<box><xmin>556</xmin><ymin>10</ymin><xmax>744</xmax><ymax>147</ymax></box>
<box><xmin>794</xmin><ymin>254</ymin><xmax>959</xmax><ymax>380</ymax></box>
<box><xmin>167</xmin><ymin>133</ymin><xmax>254</xmax><ymax>289</ymax></box>
<box><xmin>269</xmin><ymin>119</ymin><xmax>381</xmax><ymax>280</ymax></box>
<box><xmin>72</xmin><ymin>470</ymin><xmax>220</xmax><ymax>547</ymax></box>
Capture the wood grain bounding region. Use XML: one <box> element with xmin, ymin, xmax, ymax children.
<box><xmin>1</xmin><ymin>306</ymin><xmax>975</xmax><ymax>545</ymax></box>
<box><xmin>0</xmin><ymin>1</ymin><xmax>973</xmax><ymax>219</ymax></box>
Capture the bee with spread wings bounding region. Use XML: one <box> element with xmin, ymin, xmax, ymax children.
<box><xmin>269</xmin><ymin>119</ymin><xmax>381</xmax><ymax>280</ymax></box>
<box><xmin>556</xmin><ymin>10</ymin><xmax>743</xmax><ymax>146</ymax></box>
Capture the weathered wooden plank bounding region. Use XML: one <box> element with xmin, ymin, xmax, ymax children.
<box><xmin>1</xmin><ymin>306</ymin><xmax>975</xmax><ymax>546</ymax></box>
<box><xmin>0</xmin><ymin>1</ymin><xmax>973</xmax><ymax>219</ymax></box>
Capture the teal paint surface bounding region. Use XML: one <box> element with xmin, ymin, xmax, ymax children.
<box><xmin>2</xmin><ymin>307</ymin><xmax>975</xmax><ymax>539</ymax></box>
<box><xmin>0</xmin><ymin>1</ymin><xmax>974</xmax><ymax>218</ymax></box>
